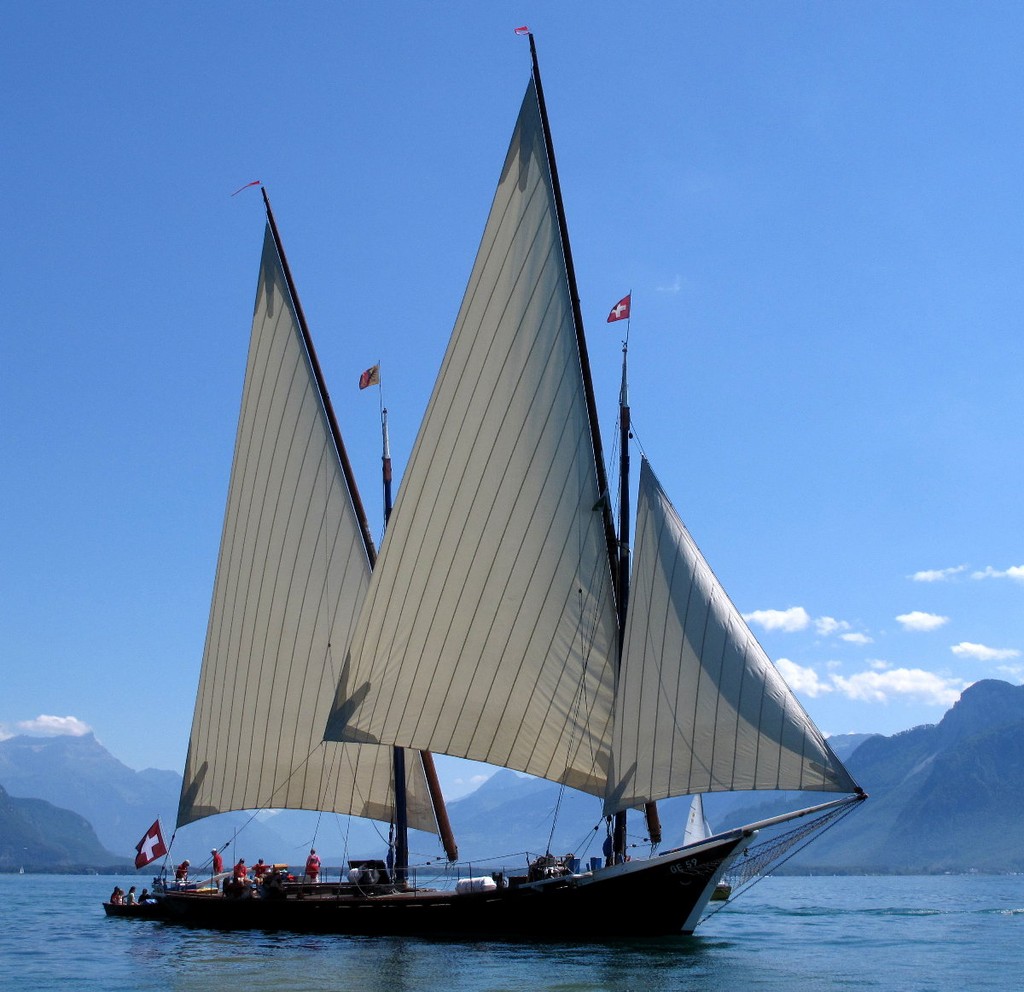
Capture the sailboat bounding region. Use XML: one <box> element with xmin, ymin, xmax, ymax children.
<box><xmin>155</xmin><ymin>35</ymin><xmax>864</xmax><ymax>938</ymax></box>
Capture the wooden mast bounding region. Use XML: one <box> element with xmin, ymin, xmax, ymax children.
<box><xmin>527</xmin><ymin>35</ymin><xmax>619</xmax><ymax>595</ymax></box>
<box><xmin>261</xmin><ymin>188</ymin><xmax>457</xmax><ymax>873</ymax></box>
<box><xmin>617</xmin><ymin>336</ymin><xmax>662</xmax><ymax>848</ymax></box>
<box><xmin>527</xmin><ymin>37</ymin><xmax>660</xmax><ymax>862</ymax></box>
<box><xmin>378</xmin><ymin>404</ymin><xmax>409</xmax><ymax>883</ymax></box>
<box><xmin>261</xmin><ymin>188</ymin><xmax>376</xmax><ymax>567</ymax></box>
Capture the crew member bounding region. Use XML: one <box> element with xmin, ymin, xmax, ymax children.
<box><xmin>211</xmin><ymin>848</ymin><xmax>224</xmax><ymax>875</ymax></box>
<box><xmin>305</xmin><ymin>848</ymin><xmax>321</xmax><ymax>883</ymax></box>
<box><xmin>175</xmin><ymin>859</ymin><xmax>190</xmax><ymax>881</ymax></box>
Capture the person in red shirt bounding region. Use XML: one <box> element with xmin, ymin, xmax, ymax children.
<box><xmin>175</xmin><ymin>859</ymin><xmax>190</xmax><ymax>881</ymax></box>
<box><xmin>211</xmin><ymin>848</ymin><xmax>224</xmax><ymax>875</ymax></box>
<box><xmin>253</xmin><ymin>858</ymin><xmax>268</xmax><ymax>882</ymax></box>
<box><xmin>233</xmin><ymin>858</ymin><xmax>248</xmax><ymax>882</ymax></box>
<box><xmin>305</xmin><ymin>849</ymin><xmax>321</xmax><ymax>883</ymax></box>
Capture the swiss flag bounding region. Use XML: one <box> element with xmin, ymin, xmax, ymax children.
<box><xmin>607</xmin><ymin>294</ymin><xmax>631</xmax><ymax>322</ymax></box>
<box><xmin>134</xmin><ymin>819</ymin><xmax>167</xmax><ymax>869</ymax></box>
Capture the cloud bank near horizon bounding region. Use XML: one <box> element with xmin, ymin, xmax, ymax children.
<box><xmin>0</xmin><ymin>714</ymin><xmax>93</xmax><ymax>741</ymax></box>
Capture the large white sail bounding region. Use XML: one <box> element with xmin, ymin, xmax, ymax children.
<box><xmin>325</xmin><ymin>80</ymin><xmax>620</xmax><ymax>795</ymax></box>
<box><xmin>178</xmin><ymin>227</ymin><xmax>436</xmax><ymax>832</ymax></box>
<box><xmin>605</xmin><ymin>459</ymin><xmax>859</xmax><ymax>814</ymax></box>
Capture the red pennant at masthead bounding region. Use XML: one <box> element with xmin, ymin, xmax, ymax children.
<box><xmin>359</xmin><ymin>365</ymin><xmax>381</xmax><ymax>390</ymax></box>
<box><xmin>134</xmin><ymin>819</ymin><xmax>167</xmax><ymax>869</ymax></box>
<box><xmin>514</xmin><ymin>25</ymin><xmax>530</xmax><ymax>35</ymax></box>
<box><xmin>607</xmin><ymin>294</ymin><xmax>631</xmax><ymax>323</ymax></box>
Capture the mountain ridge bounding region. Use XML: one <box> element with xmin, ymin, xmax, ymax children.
<box><xmin>4</xmin><ymin>679</ymin><xmax>1024</xmax><ymax>873</ymax></box>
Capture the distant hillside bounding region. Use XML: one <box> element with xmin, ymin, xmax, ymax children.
<box><xmin>0</xmin><ymin>783</ymin><xmax>126</xmax><ymax>870</ymax></box>
<box><xmin>790</xmin><ymin>680</ymin><xmax>1024</xmax><ymax>873</ymax></box>
<box><xmin>6</xmin><ymin>680</ymin><xmax>1024</xmax><ymax>874</ymax></box>
<box><xmin>0</xmin><ymin>733</ymin><xmax>179</xmax><ymax>856</ymax></box>
<box><xmin>0</xmin><ymin>734</ymin><xmax>442</xmax><ymax>870</ymax></box>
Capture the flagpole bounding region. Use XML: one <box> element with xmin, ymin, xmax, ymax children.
<box><xmin>609</xmin><ymin>291</ymin><xmax>661</xmax><ymax>852</ymax></box>
<box><xmin>378</xmin><ymin>365</ymin><xmax>393</xmax><ymax>527</ymax></box>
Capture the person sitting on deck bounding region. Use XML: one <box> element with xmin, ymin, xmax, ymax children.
<box><xmin>126</xmin><ymin>886</ymin><xmax>138</xmax><ymax>905</ymax></box>
<box><xmin>252</xmin><ymin>858</ymin><xmax>267</xmax><ymax>882</ymax></box>
<box><xmin>139</xmin><ymin>888</ymin><xmax>153</xmax><ymax>904</ymax></box>
<box><xmin>222</xmin><ymin>858</ymin><xmax>249</xmax><ymax>897</ymax></box>
<box><xmin>109</xmin><ymin>886</ymin><xmax>123</xmax><ymax>905</ymax></box>
<box><xmin>175</xmin><ymin>859</ymin><xmax>190</xmax><ymax>881</ymax></box>
<box><xmin>305</xmin><ymin>849</ymin><xmax>321</xmax><ymax>883</ymax></box>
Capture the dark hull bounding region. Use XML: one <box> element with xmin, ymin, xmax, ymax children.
<box><xmin>103</xmin><ymin>901</ymin><xmax>164</xmax><ymax>918</ymax></box>
<box><xmin>153</xmin><ymin>833</ymin><xmax>749</xmax><ymax>939</ymax></box>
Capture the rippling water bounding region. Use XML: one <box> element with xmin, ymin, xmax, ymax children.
<box><xmin>3</xmin><ymin>874</ymin><xmax>1021</xmax><ymax>991</ymax></box>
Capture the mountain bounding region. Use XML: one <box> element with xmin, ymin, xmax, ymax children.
<box><xmin>789</xmin><ymin>680</ymin><xmax>1024</xmax><ymax>873</ymax></box>
<box><xmin>0</xmin><ymin>733</ymin><xmax>181</xmax><ymax>856</ymax></box>
<box><xmin>447</xmin><ymin>681</ymin><xmax>1024</xmax><ymax>873</ymax></box>
<box><xmin>0</xmin><ymin>734</ymin><xmax>436</xmax><ymax>870</ymax></box>
<box><xmin>0</xmin><ymin>783</ymin><xmax>126</xmax><ymax>870</ymax></box>
<box><xmin>5</xmin><ymin>680</ymin><xmax>1024</xmax><ymax>874</ymax></box>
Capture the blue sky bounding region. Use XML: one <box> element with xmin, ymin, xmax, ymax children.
<box><xmin>2</xmin><ymin>2</ymin><xmax>1022</xmax><ymax>798</ymax></box>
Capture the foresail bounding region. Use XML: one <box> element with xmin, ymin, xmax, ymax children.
<box><xmin>178</xmin><ymin>227</ymin><xmax>436</xmax><ymax>833</ymax></box>
<box><xmin>605</xmin><ymin>459</ymin><xmax>860</xmax><ymax>814</ymax></box>
<box><xmin>325</xmin><ymin>79</ymin><xmax>619</xmax><ymax>796</ymax></box>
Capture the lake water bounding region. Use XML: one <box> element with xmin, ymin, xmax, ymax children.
<box><xmin>2</xmin><ymin>873</ymin><xmax>1021</xmax><ymax>991</ymax></box>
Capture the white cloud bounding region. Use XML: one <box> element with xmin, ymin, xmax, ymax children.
<box><xmin>16</xmin><ymin>714</ymin><xmax>92</xmax><ymax>736</ymax></box>
<box><xmin>841</xmin><ymin>632</ymin><xmax>874</xmax><ymax>645</ymax></box>
<box><xmin>911</xmin><ymin>565</ymin><xmax>966</xmax><ymax>582</ymax></box>
<box><xmin>815</xmin><ymin>616</ymin><xmax>851</xmax><ymax>637</ymax></box>
<box><xmin>656</xmin><ymin>275</ymin><xmax>683</xmax><ymax>294</ymax></box>
<box><xmin>775</xmin><ymin>658</ymin><xmax>833</xmax><ymax>697</ymax></box>
<box><xmin>895</xmin><ymin>611</ymin><xmax>949</xmax><ymax>632</ymax></box>
<box><xmin>971</xmin><ymin>565</ymin><xmax>1024</xmax><ymax>582</ymax></box>
<box><xmin>950</xmin><ymin>642</ymin><xmax>1021</xmax><ymax>662</ymax></box>
<box><xmin>743</xmin><ymin>607</ymin><xmax>810</xmax><ymax>632</ymax></box>
<box><xmin>829</xmin><ymin>668</ymin><xmax>967</xmax><ymax>706</ymax></box>
<box><xmin>867</xmin><ymin>659</ymin><xmax>890</xmax><ymax>670</ymax></box>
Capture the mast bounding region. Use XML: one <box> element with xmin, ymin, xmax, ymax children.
<box><xmin>379</xmin><ymin>402</ymin><xmax>409</xmax><ymax>883</ymax></box>
<box><xmin>528</xmin><ymin>36</ymin><xmax>659</xmax><ymax>859</ymax></box>
<box><xmin>618</xmin><ymin>337</ymin><xmax>662</xmax><ymax>849</ymax></box>
<box><xmin>261</xmin><ymin>187</ymin><xmax>376</xmax><ymax>567</ymax></box>
<box><xmin>382</xmin><ymin>407</ymin><xmax>393</xmax><ymax>526</ymax></box>
<box><xmin>263</xmin><ymin>189</ymin><xmax>457</xmax><ymax>873</ymax></box>
<box><xmin>527</xmin><ymin>35</ymin><xmax>620</xmax><ymax>595</ymax></box>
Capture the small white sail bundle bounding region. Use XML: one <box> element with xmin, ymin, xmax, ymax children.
<box><xmin>178</xmin><ymin>228</ymin><xmax>436</xmax><ymax>832</ymax></box>
<box><xmin>605</xmin><ymin>460</ymin><xmax>859</xmax><ymax>813</ymax></box>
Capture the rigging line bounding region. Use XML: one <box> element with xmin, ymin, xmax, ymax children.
<box><xmin>629</xmin><ymin>420</ymin><xmax>650</xmax><ymax>462</ymax></box>
<box><xmin>701</xmin><ymin>798</ymin><xmax>864</xmax><ymax>923</ymax></box>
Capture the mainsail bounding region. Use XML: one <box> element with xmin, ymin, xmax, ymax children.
<box><xmin>324</xmin><ymin>59</ymin><xmax>860</xmax><ymax>818</ymax></box>
<box><xmin>178</xmin><ymin>224</ymin><xmax>436</xmax><ymax>832</ymax></box>
<box><xmin>605</xmin><ymin>460</ymin><xmax>859</xmax><ymax>813</ymax></box>
<box><xmin>325</xmin><ymin>78</ymin><xmax>620</xmax><ymax>796</ymax></box>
